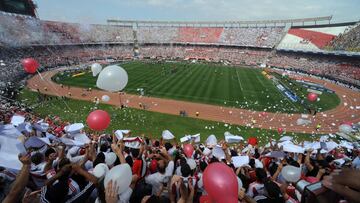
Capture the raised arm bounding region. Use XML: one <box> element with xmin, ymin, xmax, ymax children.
<box><xmin>3</xmin><ymin>154</ymin><xmax>31</xmax><ymax>203</ymax></box>
<box><xmin>111</xmin><ymin>134</ymin><xmax>126</xmax><ymax>164</ymax></box>
<box><xmin>305</xmin><ymin>149</ymin><xmax>314</xmax><ymax>171</ymax></box>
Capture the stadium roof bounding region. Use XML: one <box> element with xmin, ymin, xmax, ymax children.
<box><xmin>107</xmin><ymin>16</ymin><xmax>332</xmax><ymax>27</ymax></box>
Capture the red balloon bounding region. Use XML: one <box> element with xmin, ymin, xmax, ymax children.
<box><xmin>22</xmin><ymin>58</ymin><xmax>39</xmax><ymax>74</ymax></box>
<box><xmin>86</xmin><ymin>110</ymin><xmax>110</xmax><ymax>131</ymax></box>
<box><xmin>183</xmin><ymin>144</ymin><xmax>194</xmax><ymax>158</ymax></box>
<box><xmin>248</xmin><ymin>137</ymin><xmax>258</xmax><ymax>146</ymax></box>
<box><xmin>307</xmin><ymin>93</ymin><xmax>318</xmax><ymax>102</ymax></box>
<box><xmin>199</xmin><ymin>195</ymin><xmax>213</xmax><ymax>203</ymax></box>
<box><xmin>278</xmin><ymin>127</ymin><xmax>283</xmax><ymax>134</ymax></box>
<box><xmin>203</xmin><ymin>163</ymin><xmax>238</xmax><ymax>203</ymax></box>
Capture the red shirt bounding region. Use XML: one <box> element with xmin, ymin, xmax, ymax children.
<box><xmin>132</xmin><ymin>159</ymin><xmax>143</xmax><ymax>177</ymax></box>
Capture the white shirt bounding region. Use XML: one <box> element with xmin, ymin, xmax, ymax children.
<box><xmin>145</xmin><ymin>160</ymin><xmax>174</xmax><ymax>195</ymax></box>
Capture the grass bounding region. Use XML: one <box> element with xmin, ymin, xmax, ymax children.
<box><xmin>271</xmin><ymin>73</ymin><xmax>340</xmax><ymax>112</ymax></box>
<box><xmin>53</xmin><ymin>61</ymin><xmax>339</xmax><ymax>114</ymax></box>
<box><xmin>17</xmin><ymin>88</ymin><xmax>324</xmax><ymax>145</ymax></box>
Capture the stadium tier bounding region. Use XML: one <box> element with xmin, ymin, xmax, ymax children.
<box><xmin>278</xmin><ymin>22</ymin><xmax>360</xmax><ymax>52</ymax></box>
<box><xmin>1</xmin><ymin>11</ymin><xmax>360</xmax><ymax>87</ymax></box>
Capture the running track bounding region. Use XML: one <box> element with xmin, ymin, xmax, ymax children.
<box><xmin>27</xmin><ymin>69</ymin><xmax>360</xmax><ymax>134</ymax></box>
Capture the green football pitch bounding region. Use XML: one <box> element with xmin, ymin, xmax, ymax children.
<box><xmin>54</xmin><ymin>61</ymin><xmax>340</xmax><ymax>113</ymax></box>
<box><xmin>17</xmin><ymin>89</ymin><xmax>324</xmax><ymax>143</ymax></box>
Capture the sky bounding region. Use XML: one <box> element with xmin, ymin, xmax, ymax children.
<box><xmin>35</xmin><ymin>0</ymin><xmax>360</xmax><ymax>24</ymax></box>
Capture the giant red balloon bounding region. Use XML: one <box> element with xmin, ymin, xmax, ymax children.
<box><xmin>307</xmin><ymin>93</ymin><xmax>318</xmax><ymax>102</ymax></box>
<box><xmin>183</xmin><ymin>144</ymin><xmax>194</xmax><ymax>158</ymax></box>
<box><xmin>203</xmin><ymin>162</ymin><xmax>238</xmax><ymax>203</ymax></box>
<box><xmin>248</xmin><ymin>137</ymin><xmax>258</xmax><ymax>146</ymax></box>
<box><xmin>86</xmin><ymin>110</ymin><xmax>111</xmax><ymax>131</ymax></box>
<box><xmin>22</xmin><ymin>58</ymin><xmax>39</xmax><ymax>74</ymax></box>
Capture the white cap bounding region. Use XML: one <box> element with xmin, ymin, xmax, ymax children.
<box><xmin>65</xmin><ymin>123</ymin><xmax>84</xmax><ymax>135</ymax></box>
<box><xmin>93</xmin><ymin>163</ymin><xmax>109</xmax><ymax>180</ymax></box>
<box><xmin>206</xmin><ymin>135</ymin><xmax>217</xmax><ymax>148</ymax></box>
<box><xmin>191</xmin><ymin>133</ymin><xmax>200</xmax><ymax>143</ymax></box>
<box><xmin>203</xmin><ymin>148</ymin><xmax>212</xmax><ymax>156</ymax></box>
<box><xmin>115</xmin><ymin>130</ymin><xmax>123</xmax><ymax>140</ymax></box>
<box><xmin>325</xmin><ymin>141</ymin><xmax>338</xmax><ymax>151</ymax></box>
<box><xmin>339</xmin><ymin>141</ymin><xmax>354</xmax><ymax>150</ymax></box>
<box><xmin>283</xmin><ymin>143</ymin><xmax>305</xmax><ymax>154</ymax></box>
<box><xmin>320</xmin><ymin>135</ymin><xmax>329</xmax><ymax>142</ymax></box>
<box><xmin>24</xmin><ymin>136</ymin><xmax>46</xmax><ymax>149</ymax></box>
<box><xmin>162</xmin><ymin>130</ymin><xmax>175</xmax><ymax>140</ymax></box>
<box><xmin>123</xmin><ymin>137</ymin><xmax>143</xmax><ymax>149</ymax></box>
<box><xmin>225</xmin><ymin>134</ymin><xmax>244</xmax><ymax>143</ymax></box>
<box><xmin>105</xmin><ymin>152</ymin><xmax>117</xmax><ymax>167</ymax></box>
<box><xmin>74</xmin><ymin>133</ymin><xmax>91</xmax><ymax>144</ymax></box>
<box><xmin>231</xmin><ymin>156</ymin><xmax>250</xmax><ymax>168</ymax></box>
<box><xmin>279</xmin><ymin>136</ymin><xmax>293</xmax><ymax>142</ymax></box>
<box><xmin>10</xmin><ymin>115</ymin><xmax>25</xmax><ymax>126</ymax></box>
<box><xmin>180</xmin><ymin>135</ymin><xmax>192</xmax><ymax>143</ymax></box>
<box><xmin>212</xmin><ymin>145</ymin><xmax>225</xmax><ymax>160</ymax></box>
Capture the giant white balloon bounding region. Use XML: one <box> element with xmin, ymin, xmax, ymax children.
<box><xmin>281</xmin><ymin>165</ymin><xmax>301</xmax><ymax>183</ymax></box>
<box><xmin>101</xmin><ymin>95</ymin><xmax>110</xmax><ymax>102</ymax></box>
<box><xmin>96</xmin><ymin>65</ymin><xmax>128</xmax><ymax>92</ymax></box>
<box><xmin>104</xmin><ymin>164</ymin><xmax>132</xmax><ymax>194</ymax></box>
<box><xmin>91</xmin><ymin>63</ymin><xmax>102</xmax><ymax>77</ymax></box>
<box><xmin>338</xmin><ymin>124</ymin><xmax>352</xmax><ymax>134</ymax></box>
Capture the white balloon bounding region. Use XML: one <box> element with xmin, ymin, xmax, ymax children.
<box><xmin>96</xmin><ymin>65</ymin><xmax>128</xmax><ymax>92</ymax></box>
<box><xmin>91</xmin><ymin>63</ymin><xmax>102</xmax><ymax>77</ymax></box>
<box><xmin>281</xmin><ymin>166</ymin><xmax>301</xmax><ymax>183</ymax></box>
<box><xmin>101</xmin><ymin>95</ymin><xmax>110</xmax><ymax>102</ymax></box>
<box><xmin>104</xmin><ymin>164</ymin><xmax>132</xmax><ymax>194</ymax></box>
<box><xmin>339</xmin><ymin>124</ymin><xmax>352</xmax><ymax>134</ymax></box>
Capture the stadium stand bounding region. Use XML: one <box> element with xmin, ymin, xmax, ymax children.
<box><xmin>328</xmin><ymin>23</ymin><xmax>360</xmax><ymax>52</ymax></box>
<box><xmin>220</xmin><ymin>27</ymin><xmax>284</xmax><ymax>48</ymax></box>
<box><xmin>268</xmin><ymin>52</ymin><xmax>360</xmax><ymax>87</ymax></box>
<box><xmin>277</xmin><ymin>24</ymin><xmax>355</xmax><ymax>51</ymax></box>
<box><xmin>137</xmin><ymin>27</ymin><xmax>178</xmax><ymax>44</ymax></box>
<box><xmin>1</xmin><ymin>11</ymin><xmax>359</xmax><ymax>89</ymax></box>
<box><xmin>177</xmin><ymin>27</ymin><xmax>224</xmax><ymax>44</ymax></box>
<box><xmin>0</xmin><ymin>11</ymin><xmax>134</xmax><ymax>46</ymax></box>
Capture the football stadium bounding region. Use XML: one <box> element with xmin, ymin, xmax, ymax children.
<box><xmin>1</xmin><ymin>0</ymin><xmax>360</xmax><ymax>203</ymax></box>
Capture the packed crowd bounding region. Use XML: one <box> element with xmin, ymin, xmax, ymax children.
<box><xmin>219</xmin><ymin>27</ymin><xmax>285</xmax><ymax>48</ymax></box>
<box><xmin>0</xmin><ymin>99</ymin><xmax>360</xmax><ymax>203</ymax></box>
<box><xmin>137</xmin><ymin>27</ymin><xmax>178</xmax><ymax>44</ymax></box>
<box><xmin>0</xmin><ymin>11</ymin><xmax>134</xmax><ymax>46</ymax></box>
<box><xmin>0</xmin><ymin>45</ymin><xmax>134</xmax><ymax>90</ymax></box>
<box><xmin>138</xmin><ymin>45</ymin><xmax>270</xmax><ymax>66</ymax></box>
<box><xmin>1</xmin><ymin>43</ymin><xmax>359</xmax><ymax>90</ymax></box>
<box><xmin>1</xmin><ymin>12</ymin><xmax>284</xmax><ymax>48</ymax></box>
<box><xmin>329</xmin><ymin>23</ymin><xmax>360</xmax><ymax>52</ymax></box>
<box><xmin>268</xmin><ymin>52</ymin><xmax>360</xmax><ymax>87</ymax></box>
<box><xmin>136</xmin><ymin>27</ymin><xmax>284</xmax><ymax>48</ymax></box>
